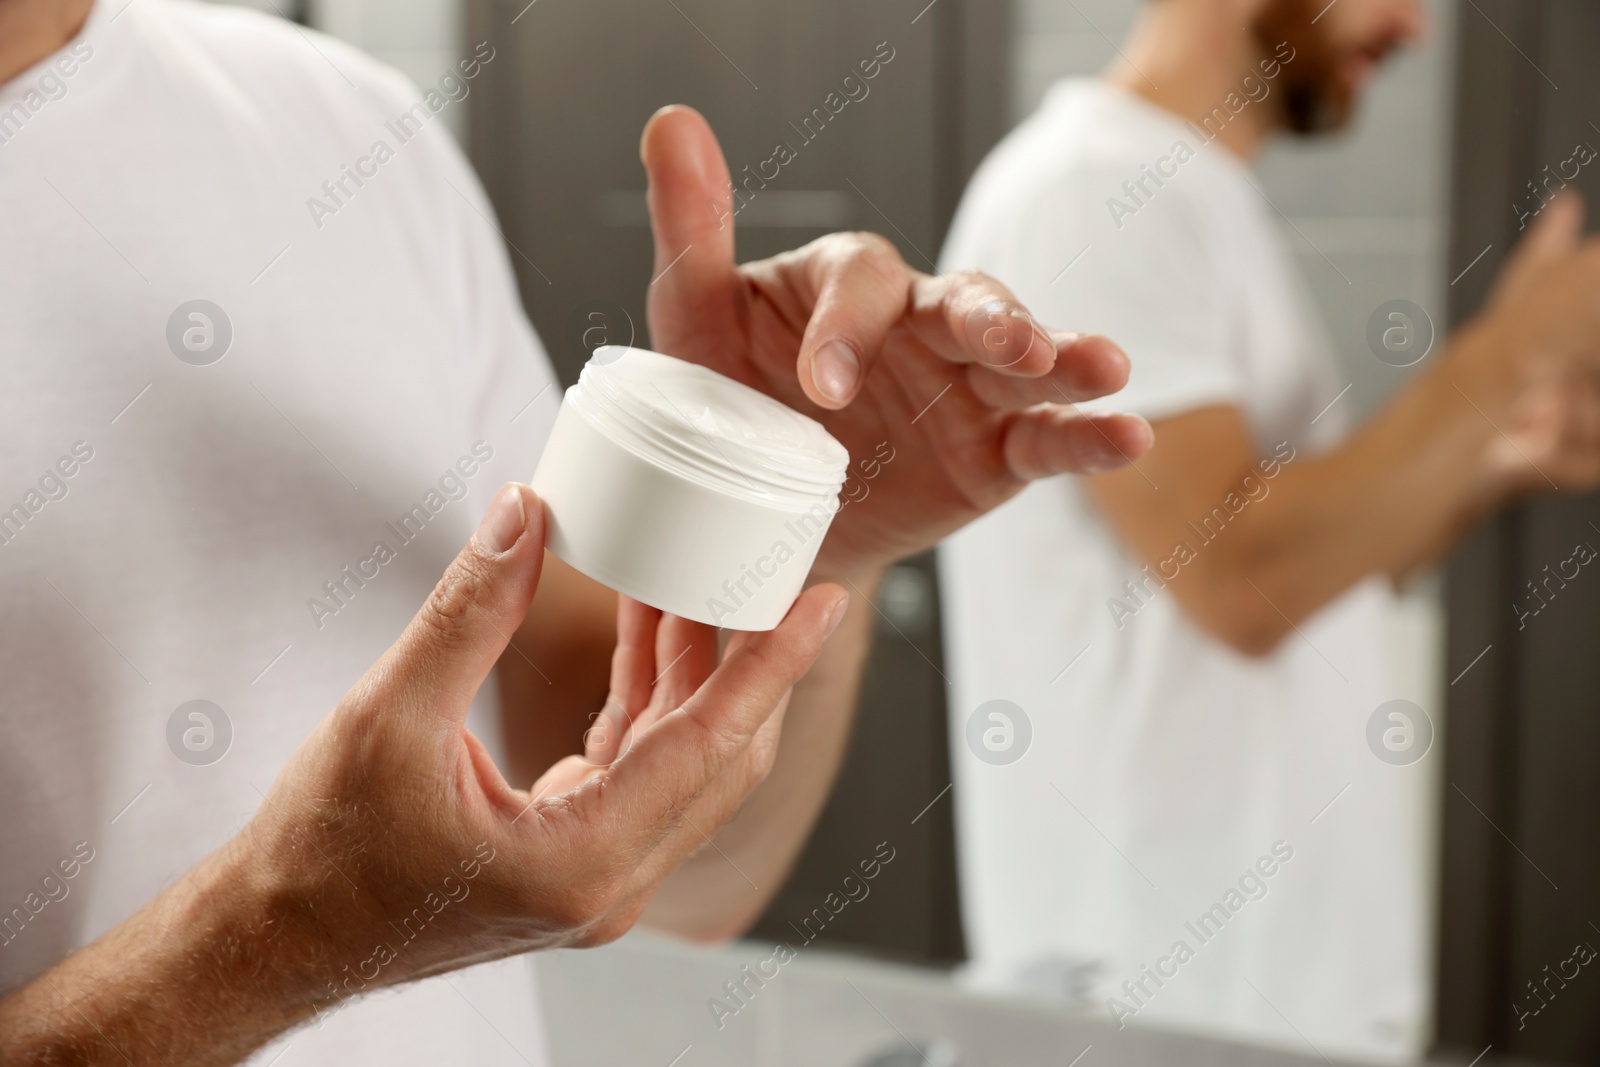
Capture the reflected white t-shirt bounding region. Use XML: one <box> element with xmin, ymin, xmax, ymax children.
<box><xmin>0</xmin><ymin>2</ymin><xmax>557</xmax><ymax>1063</ymax></box>
<box><xmin>938</xmin><ymin>80</ymin><xmax>1429</xmax><ymax>1062</ymax></box>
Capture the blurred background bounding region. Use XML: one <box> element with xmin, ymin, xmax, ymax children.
<box><xmin>211</xmin><ymin>0</ymin><xmax>1600</xmax><ymax>1063</ymax></box>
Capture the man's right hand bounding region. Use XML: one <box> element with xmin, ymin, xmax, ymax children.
<box><xmin>0</xmin><ymin>483</ymin><xmax>846</xmax><ymax>1066</ymax></box>
<box><xmin>1086</xmin><ymin>191</ymin><xmax>1600</xmax><ymax>657</ymax></box>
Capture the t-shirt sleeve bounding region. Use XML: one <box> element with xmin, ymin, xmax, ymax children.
<box><xmin>976</xmin><ymin>166</ymin><xmax>1242</xmax><ymax>422</ymax></box>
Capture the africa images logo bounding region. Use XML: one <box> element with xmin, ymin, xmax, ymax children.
<box><xmin>166</xmin><ymin>300</ymin><xmax>233</xmax><ymax>366</ymax></box>
<box><xmin>965</xmin><ymin>699</ymin><xmax>1032</xmax><ymax>766</ymax></box>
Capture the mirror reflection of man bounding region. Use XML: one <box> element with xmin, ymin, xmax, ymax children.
<box><xmin>940</xmin><ymin>0</ymin><xmax>1600</xmax><ymax>1059</ymax></box>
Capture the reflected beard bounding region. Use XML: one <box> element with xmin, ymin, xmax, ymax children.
<box><xmin>1252</xmin><ymin>0</ymin><xmax>1353</xmax><ymax>135</ymax></box>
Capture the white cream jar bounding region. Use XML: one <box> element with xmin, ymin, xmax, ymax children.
<box><xmin>531</xmin><ymin>346</ymin><xmax>850</xmax><ymax>631</ymax></box>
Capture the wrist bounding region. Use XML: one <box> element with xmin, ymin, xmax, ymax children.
<box><xmin>1441</xmin><ymin>314</ymin><xmax>1520</xmax><ymax>409</ymax></box>
<box><xmin>154</xmin><ymin>835</ymin><xmax>328</xmax><ymax>1051</ymax></box>
<box><xmin>224</xmin><ymin>802</ymin><xmax>413</xmax><ymax>1021</ymax></box>
<box><xmin>1419</xmin><ymin>322</ymin><xmax>1536</xmax><ymax>505</ymax></box>
<box><xmin>0</xmin><ymin>835</ymin><xmax>322</xmax><ymax>1067</ymax></box>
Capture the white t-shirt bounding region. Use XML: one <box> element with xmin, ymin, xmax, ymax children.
<box><xmin>0</xmin><ymin>2</ymin><xmax>558</xmax><ymax>1063</ymax></box>
<box><xmin>938</xmin><ymin>80</ymin><xmax>1429</xmax><ymax>1062</ymax></box>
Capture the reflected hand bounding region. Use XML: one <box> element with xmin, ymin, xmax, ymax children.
<box><xmin>1466</xmin><ymin>192</ymin><xmax>1600</xmax><ymax>490</ymax></box>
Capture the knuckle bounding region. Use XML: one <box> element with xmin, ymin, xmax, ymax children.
<box><xmin>823</xmin><ymin>231</ymin><xmax>905</xmax><ymax>285</ymax></box>
<box><xmin>322</xmin><ymin>675</ymin><xmax>410</xmax><ymax>759</ymax></box>
<box><xmin>752</xmin><ymin>626</ymin><xmax>817</xmax><ymax>680</ymax></box>
<box><xmin>710</xmin><ymin>748</ymin><xmax>776</xmax><ymax>824</ymax></box>
<box><xmin>745</xmin><ymin>731</ymin><xmax>780</xmax><ymax>786</ymax></box>
<box><xmin>946</xmin><ymin>270</ymin><xmax>1012</xmax><ymax>321</ymax></box>
<box><xmin>330</xmin><ymin>687</ymin><xmax>387</xmax><ymax>745</ymax></box>
<box><xmin>681</xmin><ymin>703</ymin><xmax>752</xmax><ymax>767</ymax></box>
<box><xmin>950</xmin><ymin>267</ymin><xmax>997</xmax><ymax>296</ymax></box>
<box><xmin>850</xmin><ymin>231</ymin><xmax>906</xmax><ymax>277</ymax></box>
<box><xmin>417</xmin><ymin>552</ymin><xmax>494</xmax><ymax>646</ymax></box>
<box><xmin>809</xmin><ymin>230</ymin><xmax>856</xmax><ymax>264</ymax></box>
<box><xmin>849</xmin><ymin>229</ymin><xmax>899</xmax><ymax>260</ymax></box>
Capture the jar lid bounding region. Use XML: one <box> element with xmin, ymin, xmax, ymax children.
<box><xmin>569</xmin><ymin>346</ymin><xmax>850</xmax><ymax>509</ymax></box>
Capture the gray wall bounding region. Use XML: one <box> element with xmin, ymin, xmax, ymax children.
<box><xmin>306</xmin><ymin>0</ymin><xmax>467</xmax><ymax>138</ymax></box>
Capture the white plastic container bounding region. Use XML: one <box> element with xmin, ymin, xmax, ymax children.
<box><xmin>531</xmin><ymin>346</ymin><xmax>850</xmax><ymax>630</ymax></box>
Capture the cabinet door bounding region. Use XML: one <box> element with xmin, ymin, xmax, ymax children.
<box><xmin>465</xmin><ymin>0</ymin><xmax>1009</xmax><ymax>964</ymax></box>
<box><xmin>1439</xmin><ymin>2</ymin><xmax>1600</xmax><ymax>1060</ymax></box>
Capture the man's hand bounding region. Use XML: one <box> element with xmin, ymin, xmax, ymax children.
<box><xmin>583</xmin><ymin>106</ymin><xmax>1148</xmax><ymax>940</ymax></box>
<box><xmin>1087</xmin><ymin>192</ymin><xmax>1600</xmax><ymax>657</ymax></box>
<box><xmin>1454</xmin><ymin>191</ymin><xmax>1600</xmax><ymax>491</ymax></box>
<box><xmin>253</xmin><ymin>482</ymin><xmax>844</xmax><ymax>961</ymax></box>
<box><xmin>640</xmin><ymin>105</ymin><xmax>1153</xmax><ymax>576</ymax></box>
<box><xmin>0</xmin><ymin>484</ymin><xmax>846</xmax><ymax>1066</ymax></box>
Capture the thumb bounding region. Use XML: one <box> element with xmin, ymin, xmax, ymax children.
<box><xmin>640</xmin><ymin>105</ymin><xmax>742</xmax><ymax>365</ymax></box>
<box><xmin>372</xmin><ymin>483</ymin><xmax>546</xmax><ymax>725</ymax></box>
<box><xmin>1506</xmin><ymin>190</ymin><xmax>1585</xmax><ymax>278</ymax></box>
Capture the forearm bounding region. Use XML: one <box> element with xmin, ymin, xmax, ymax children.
<box><xmin>1107</xmin><ymin>321</ymin><xmax>1516</xmax><ymax>652</ymax></box>
<box><xmin>1253</xmin><ymin>346</ymin><xmax>1500</xmax><ymax>570</ymax></box>
<box><xmin>0</xmin><ymin>838</ymin><xmax>315</xmax><ymax>1067</ymax></box>
<box><xmin>642</xmin><ymin>565</ymin><xmax>881</xmax><ymax>939</ymax></box>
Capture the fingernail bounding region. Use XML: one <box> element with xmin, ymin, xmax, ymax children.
<box><xmin>475</xmin><ymin>483</ymin><xmax>526</xmax><ymax>554</ymax></box>
<box><xmin>823</xmin><ymin>594</ymin><xmax>850</xmax><ymax>640</ymax></box>
<box><xmin>812</xmin><ymin>340</ymin><xmax>860</xmax><ymax>403</ymax></box>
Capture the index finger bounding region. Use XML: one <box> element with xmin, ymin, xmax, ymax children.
<box><xmin>790</xmin><ymin>231</ymin><xmax>915</xmax><ymax>409</ymax></box>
